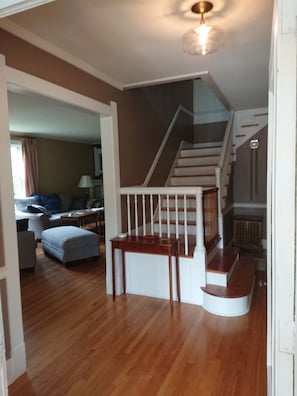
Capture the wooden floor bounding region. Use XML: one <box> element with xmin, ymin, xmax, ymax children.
<box><xmin>9</xmin><ymin>243</ymin><xmax>267</xmax><ymax>396</ymax></box>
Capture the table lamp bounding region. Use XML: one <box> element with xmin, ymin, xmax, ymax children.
<box><xmin>78</xmin><ymin>175</ymin><xmax>94</xmax><ymax>199</ymax></box>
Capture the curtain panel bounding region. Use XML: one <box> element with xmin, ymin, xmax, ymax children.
<box><xmin>22</xmin><ymin>137</ymin><xmax>38</xmax><ymax>196</ymax></box>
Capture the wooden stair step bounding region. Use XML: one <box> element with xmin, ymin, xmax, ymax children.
<box><xmin>154</xmin><ymin>220</ymin><xmax>196</xmax><ymax>226</ymax></box>
<box><xmin>179</xmin><ymin>154</ymin><xmax>220</xmax><ymax>159</ymax></box>
<box><xmin>175</xmin><ymin>164</ymin><xmax>218</xmax><ymax>169</ymax></box>
<box><xmin>161</xmin><ymin>207</ymin><xmax>196</xmax><ymax>212</ymax></box>
<box><xmin>172</xmin><ymin>174</ymin><xmax>215</xmax><ymax>178</ymax></box>
<box><xmin>201</xmin><ymin>258</ymin><xmax>257</xmax><ymax>298</ymax></box>
<box><xmin>207</xmin><ymin>246</ymin><xmax>239</xmax><ymax>274</ymax></box>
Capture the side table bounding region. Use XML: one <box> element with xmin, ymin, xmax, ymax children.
<box><xmin>110</xmin><ymin>235</ymin><xmax>180</xmax><ymax>310</ymax></box>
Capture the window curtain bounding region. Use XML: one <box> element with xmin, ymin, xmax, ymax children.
<box><xmin>22</xmin><ymin>137</ymin><xmax>38</xmax><ymax>196</ymax></box>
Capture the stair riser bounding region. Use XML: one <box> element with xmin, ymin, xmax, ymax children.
<box><xmin>170</xmin><ymin>176</ymin><xmax>216</xmax><ymax>186</ymax></box>
<box><xmin>174</xmin><ymin>166</ymin><xmax>216</xmax><ymax>176</ymax></box>
<box><xmin>163</xmin><ymin>198</ymin><xmax>197</xmax><ymax>210</ymax></box>
<box><xmin>202</xmin><ymin>284</ymin><xmax>255</xmax><ymax>317</ymax></box>
<box><xmin>181</xmin><ymin>147</ymin><xmax>221</xmax><ymax>157</ymax></box>
<box><xmin>177</xmin><ymin>156</ymin><xmax>219</xmax><ymax>167</ymax></box>
<box><xmin>206</xmin><ymin>272</ymin><xmax>228</xmax><ymax>287</ymax></box>
<box><xmin>153</xmin><ymin>223</ymin><xmax>197</xmax><ymax>235</ymax></box>
<box><xmin>159</xmin><ymin>211</ymin><xmax>197</xmax><ymax>222</ymax></box>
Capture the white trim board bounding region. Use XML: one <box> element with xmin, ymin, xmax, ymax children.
<box><xmin>0</xmin><ymin>55</ymin><xmax>122</xmax><ymax>385</ymax></box>
<box><xmin>233</xmin><ymin>203</ymin><xmax>267</xmax><ymax>209</ymax></box>
<box><xmin>0</xmin><ymin>0</ymin><xmax>55</xmax><ymax>18</ymax></box>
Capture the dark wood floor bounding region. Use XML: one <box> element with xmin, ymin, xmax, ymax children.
<box><xmin>9</xmin><ymin>243</ymin><xmax>267</xmax><ymax>396</ymax></box>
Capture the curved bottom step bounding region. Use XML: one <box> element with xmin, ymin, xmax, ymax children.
<box><xmin>201</xmin><ymin>258</ymin><xmax>256</xmax><ymax>317</ymax></box>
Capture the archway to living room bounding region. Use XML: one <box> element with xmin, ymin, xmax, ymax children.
<box><xmin>0</xmin><ymin>54</ymin><xmax>121</xmax><ymax>385</ymax></box>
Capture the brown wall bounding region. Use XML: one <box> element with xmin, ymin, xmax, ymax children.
<box><xmin>233</xmin><ymin>126</ymin><xmax>267</xmax><ymax>204</ymax></box>
<box><xmin>194</xmin><ymin>121</ymin><xmax>227</xmax><ymax>144</ymax></box>
<box><xmin>37</xmin><ymin>138</ymin><xmax>93</xmax><ymax>195</ymax></box>
<box><xmin>139</xmin><ymin>80</ymin><xmax>194</xmax><ymax>186</ymax></box>
<box><xmin>0</xmin><ymin>29</ymin><xmax>193</xmax><ymax>188</ymax></box>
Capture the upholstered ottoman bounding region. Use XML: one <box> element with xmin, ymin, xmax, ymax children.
<box><xmin>41</xmin><ymin>226</ymin><xmax>99</xmax><ymax>264</ymax></box>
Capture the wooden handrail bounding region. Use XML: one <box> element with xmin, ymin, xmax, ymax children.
<box><xmin>142</xmin><ymin>105</ymin><xmax>193</xmax><ymax>186</ymax></box>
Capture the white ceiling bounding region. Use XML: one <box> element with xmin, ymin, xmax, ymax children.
<box><xmin>1</xmin><ymin>0</ymin><xmax>273</xmax><ymax>141</ymax></box>
<box><xmin>7</xmin><ymin>86</ymin><xmax>101</xmax><ymax>144</ymax></box>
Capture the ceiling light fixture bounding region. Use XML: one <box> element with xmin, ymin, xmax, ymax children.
<box><xmin>182</xmin><ymin>1</ymin><xmax>222</xmax><ymax>56</ymax></box>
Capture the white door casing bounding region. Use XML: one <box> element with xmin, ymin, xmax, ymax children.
<box><xmin>267</xmin><ymin>0</ymin><xmax>297</xmax><ymax>394</ymax></box>
<box><xmin>0</xmin><ymin>54</ymin><xmax>121</xmax><ymax>385</ymax></box>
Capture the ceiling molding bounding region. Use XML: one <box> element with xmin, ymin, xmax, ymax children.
<box><xmin>0</xmin><ymin>0</ymin><xmax>55</xmax><ymax>18</ymax></box>
<box><xmin>0</xmin><ymin>19</ymin><xmax>124</xmax><ymax>91</ymax></box>
<box><xmin>122</xmin><ymin>71</ymin><xmax>209</xmax><ymax>90</ymax></box>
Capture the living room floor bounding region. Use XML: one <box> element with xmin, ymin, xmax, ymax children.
<box><xmin>9</xmin><ymin>242</ymin><xmax>267</xmax><ymax>396</ymax></box>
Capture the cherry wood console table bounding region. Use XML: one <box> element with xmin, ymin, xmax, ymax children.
<box><xmin>110</xmin><ymin>235</ymin><xmax>180</xmax><ymax>310</ymax></box>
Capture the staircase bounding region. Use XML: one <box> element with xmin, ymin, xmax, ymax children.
<box><xmin>169</xmin><ymin>144</ymin><xmax>221</xmax><ymax>188</ymax></box>
<box><xmin>167</xmin><ymin>143</ymin><xmax>256</xmax><ymax>316</ymax></box>
<box><xmin>151</xmin><ymin>143</ymin><xmax>221</xmax><ymax>255</ymax></box>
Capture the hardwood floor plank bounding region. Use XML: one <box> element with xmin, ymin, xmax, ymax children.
<box><xmin>9</xmin><ymin>243</ymin><xmax>266</xmax><ymax>396</ymax></box>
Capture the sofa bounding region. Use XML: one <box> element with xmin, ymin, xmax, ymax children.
<box><xmin>15</xmin><ymin>193</ymin><xmax>90</xmax><ymax>240</ymax></box>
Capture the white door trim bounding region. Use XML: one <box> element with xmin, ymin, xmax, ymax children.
<box><xmin>0</xmin><ymin>53</ymin><xmax>121</xmax><ymax>384</ymax></box>
<box><xmin>0</xmin><ymin>0</ymin><xmax>56</xmax><ymax>18</ymax></box>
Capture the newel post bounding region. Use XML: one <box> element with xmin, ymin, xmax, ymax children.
<box><xmin>194</xmin><ymin>187</ymin><xmax>207</xmax><ymax>285</ymax></box>
<box><xmin>215</xmin><ymin>167</ymin><xmax>224</xmax><ymax>248</ymax></box>
<box><xmin>195</xmin><ymin>187</ymin><xmax>204</xmax><ymax>251</ymax></box>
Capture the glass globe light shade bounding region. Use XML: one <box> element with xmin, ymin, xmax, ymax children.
<box><xmin>182</xmin><ymin>24</ymin><xmax>223</xmax><ymax>55</ymax></box>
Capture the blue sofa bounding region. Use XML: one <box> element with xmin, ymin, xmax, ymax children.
<box><xmin>15</xmin><ymin>193</ymin><xmax>88</xmax><ymax>240</ymax></box>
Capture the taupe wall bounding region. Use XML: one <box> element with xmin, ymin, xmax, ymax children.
<box><xmin>0</xmin><ymin>29</ymin><xmax>192</xmax><ymax>188</ymax></box>
<box><xmin>139</xmin><ymin>80</ymin><xmax>194</xmax><ymax>186</ymax></box>
<box><xmin>194</xmin><ymin>121</ymin><xmax>227</xmax><ymax>144</ymax></box>
<box><xmin>233</xmin><ymin>126</ymin><xmax>267</xmax><ymax>204</ymax></box>
<box><xmin>37</xmin><ymin>138</ymin><xmax>93</xmax><ymax>195</ymax></box>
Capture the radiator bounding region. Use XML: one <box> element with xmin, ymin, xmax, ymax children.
<box><xmin>233</xmin><ymin>216</ymin><xmax>263</xmax><ymax>249</ymax></box>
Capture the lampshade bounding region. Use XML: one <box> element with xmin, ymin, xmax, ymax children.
<box><xmin>182</xmin><ymin>1</ymin><xmax>223</xmax><ymax>56</ymax></box>
<box><xmin>78</xmin><ymin>175</ymin><xmax>94</xmax><ymax>188</ymax></box>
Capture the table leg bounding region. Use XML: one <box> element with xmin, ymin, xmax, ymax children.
<box><xmin>111</xmin><ymin>244</ymin><xmax>116</xmax><ymax>301</ymax></box>
<box><xmin>121</xmin><ymin>250</ymin><xmax>126</xmax><ymax>294</ymax></box>
<box><xmin>175</xmin><ymin>246</ymin><xmax>181</xmax><ymax>303</ymax></box>
<box><xmin>168</xmin><ymin>254</ymin><xmax>173</xmax><ymax>311</ymax></box>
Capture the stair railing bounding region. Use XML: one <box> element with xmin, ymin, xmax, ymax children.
<box><xmin>142</xmin><ymin>105</ymin><xmax>193</xmax><ymax>186</ymax></box>
<box><xmin>215</xmin><ymin>111</ymin><xmax>235</xmax><ymax>247</ymax></box>
<box><xmin>120</xmin><ymin>186</ymin><xmax>205</xmax><ymax>256</ymax></box>
<box><xmin>202</xmin><ymin>188</ymin><xmax>219</xmax><ymax>249</ymax></box>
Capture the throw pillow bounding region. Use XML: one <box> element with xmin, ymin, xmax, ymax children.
<box><xmin>27</xmin><ymin>204</ymin><xmax>51</xmax><ymax>216</ymax></box>
<box><xmin>32</xmin><ymin>193</ymin><xmax>61</xmax><ymax>211</ymax></box>
<box><xmin>71</xmin><ymin>196</ymin><xmax>86</xmax><ymax>210</ymax></box>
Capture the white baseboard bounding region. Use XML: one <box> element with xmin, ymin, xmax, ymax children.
<box><xmin>6</xmin><ymin>342</ymin><xmax>26</xmax><ymax>385</ymax></box>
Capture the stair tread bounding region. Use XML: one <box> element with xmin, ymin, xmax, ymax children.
<box><xmin>201</xmin><ymin>258</ymin><xmax>257</xmax><ymax>298</ymax></box>
<box><xmin>154</xmin><ymin>220</ymin><xmax>196</xmax><ymax>225</ymax></box>
<box><xmin>207</xmin><ymin>246</ymin><xmax>239</xmax><ymax>274</ymax></box>
<box><xmin>172</xmin><ymin>174</ymin><xmax>215</xmax><ymax>178</ymax></box>
<box><xmin>175</xmin><ymin>164</ymin><xmax>218</xmax><ymax>168</ymax></box>
<box><xmin>179</xmin><ymin>154</ymin><xmax>220</xmax><ymax>159</ymax></box>
<box><xmin>161</xmin><ymin>207</ymin><xmax>196</xmax><ymax>212</ymax></box>
<box><xmin>182</xmin><ymin>145</ymin><xmax>222</xmax><ymax>150</ymax></box>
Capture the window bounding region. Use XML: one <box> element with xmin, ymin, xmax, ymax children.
<box><xmin>10</xmin><ymin>139</ymin><xmax>25</xmax><ymax>197</ymax></box>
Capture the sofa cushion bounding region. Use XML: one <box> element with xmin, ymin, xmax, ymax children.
<box><xmin>58</xmin><ymin>193</ymin><xmax>72</xmax><ymax>212</ymax></box>
<box><xmin>15</xmin><ymin>197</ymin><xmax>38</xmax><ymax>212</ymax></box>
<box><xmin>33</xmin><ymin>193</ymin><xmax>61</xmax><ymax>211</ymax></box>
<box><xmin>70</xmin><ymin>196</ymin><xmax>86</xmax><ymax>210</ymax></box>
<box><xmin>27</xmin><ymin>204</ymin><xmax>51</xmax><ymax>216</ymax></box>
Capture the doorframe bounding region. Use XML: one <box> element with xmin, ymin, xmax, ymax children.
<box><xmin>0</xmin><ymin>53</ymin><xmax>121</xmax><ymax>384</ymax></box>
<box><xmin>267</xmin><ymin>0</ymin><xmax>297</xmax><ymax>394</ymax></box>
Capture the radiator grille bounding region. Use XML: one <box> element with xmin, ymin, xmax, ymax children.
<box><xmin>233</xmin><ymin>216</ymin><xmax>263</xmax><ymax>250</ymax></box>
